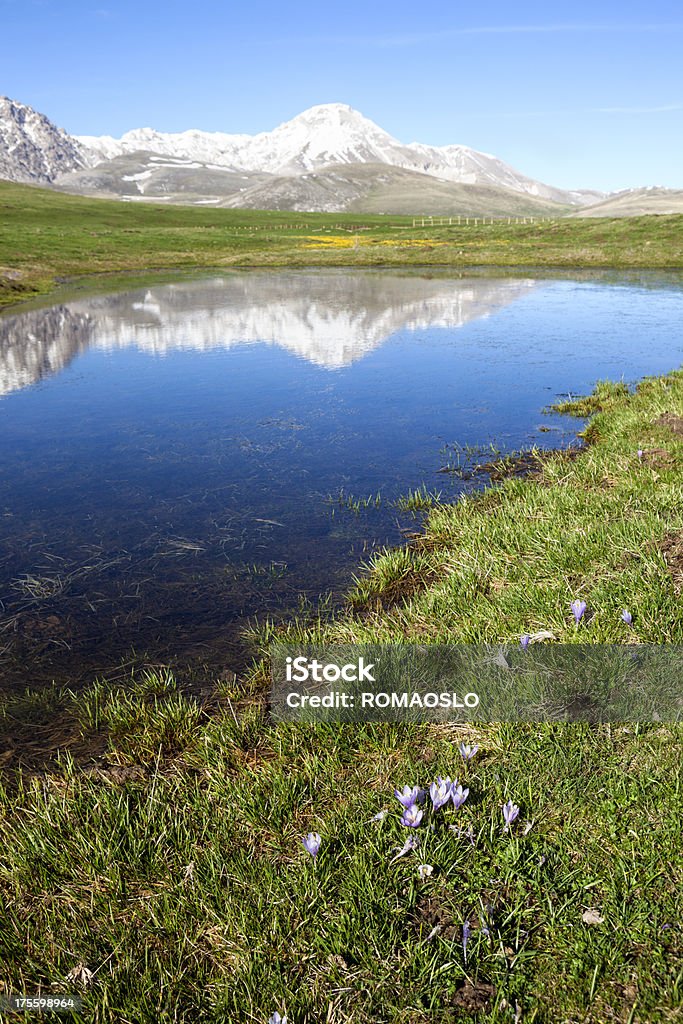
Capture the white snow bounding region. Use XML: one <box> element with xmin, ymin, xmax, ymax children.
<box><xmin>74</xmin><ymin>102</ymin><xmax>573</xmax><ymax>201</ymax></box>
<box><xmin>121</xmin><ymin>169</ymin><xmax>154</xmax><ymax>181</ymax></box>
<box><xmin>121</xmin><ymin>194</ymin><xmax>171</xmax><ymax>201</ymax></box>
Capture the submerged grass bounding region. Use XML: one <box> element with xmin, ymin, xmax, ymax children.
<box><xmin>1</xmin><ymin>372</ymin><xmax>682</xmax><ymax>1021</ymax></box>
<box><xmin>393</xmin><ymin>486</ymin><xmax>443</xmax><ymax>512</ymax></box>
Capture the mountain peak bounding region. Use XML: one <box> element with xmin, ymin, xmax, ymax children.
<box><xmin>275</xmin><ymin>102</ymin><xmax>392</xmax><ymax>134</ymax></box>
<box><xmin>251</xmin><ymin>103</ymin><xmax>403</xmax><ymax>173</ymax></box>
<box><xmin>0</xmin><ymin>95</ymin><xmax>90</xmax><ymax>183</ymax></box>
<box><xmin>294</xmin><ymin>102</ymin><xmax>356</xmax><ymax>116</ymax></box>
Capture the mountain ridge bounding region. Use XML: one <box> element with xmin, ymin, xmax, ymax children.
<box><xmin>76</xmin><ymin>102</ymin><xmax>594</xmax><ymax>207</ymax></box>
<box><xmin>0</xmin><ymin>96</ymin><xmax>611</xmax><ymax>214</ymax></box>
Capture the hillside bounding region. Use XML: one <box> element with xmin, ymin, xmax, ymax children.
<box><xmin>574</xmin><ymin>187</ymin><xmax>683</xmax><ymax>217</ymax></box>
<box><xmin>219</xmin><ymin>163</ymin><xmax>569</xmax><ymax>216</ymax></box>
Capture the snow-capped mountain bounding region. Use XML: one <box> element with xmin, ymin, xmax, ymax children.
<box><xmin>0</xmin><ymin>96</ymin><xmax>92</xmax><ymax>183</ymax></box>
<box><xmin>77</xmin><ymin>103</ymin><xmax>583</xmax><ymax>205</ymax></box>
<box><xmin>77</xmin><ymin>104</ymin><xmax>427</xmax><ymax>173</ymax></box>
<box><xmin>0</xmin><ymin>97</ymin><xmax>604</xmax><ymax>211</ymax></box>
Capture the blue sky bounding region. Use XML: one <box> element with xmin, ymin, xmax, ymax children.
<box><xmin>2</xmin><ymin>0</ymin><xmax>683</xmax><ymax>192</ymax></box>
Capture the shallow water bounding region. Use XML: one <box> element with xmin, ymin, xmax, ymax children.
<box><xmin>1</xmin><ymin>268</ymin><xmax>682</xmax><ymax>690</ymax></box>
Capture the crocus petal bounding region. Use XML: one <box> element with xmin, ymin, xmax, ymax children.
<box><xmin>502</xmin><ymin>799</ymin><xmax>520</xmax><ymax>829</ymax></box>
<box><xmin>451</xmin><ymin>784</ymin><xmax>469</xmax><ymax>809</ymax></box>
<box><xmin>389</xmin><ymin>836</ymin><xmax>419</xmax><ymax>864</ymax></box>
<box><xmin>570</xmin><ymin>599</ymin><xmax>587</xmax><ymax>624</ymax></box>
<box><xmin>302</xmin><ymin>832</ymin><xmax>321</xmax><ymax>857</ymax></box>
<box><xmin>394</xmin><ymin>785</ymin><xmax>423</xmax><ymax>808</ymax></box>
<box><xmin>621</xmin><ymin>609</ymin><xmax>633</xmax><ymax>626</ymax></box>
<box><xmin>462</xmin><ymin>920</ymin><xmax>471</xmax><ymax>962</ymax></box>
<box><xmin>459</xmin><ymin>742</ymin><xmax>479</xmax><ymax>760</ymax></box>
<box><xmin>429</xmin><ymin>777</ymin><xmax>454</xmax><ymax>810</ymax></box>
<box><xmin>520</xmin><ymin>634</ymin><xmax>531</xmax><ymax>649</ymax></box>
<box><xmin>400</xmin><ymin>804</ymin><xmax>424</xmax><ymax>828</ymax></box>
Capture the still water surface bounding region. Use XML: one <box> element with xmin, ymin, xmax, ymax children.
<box><xmin>1</xmin><ymin>268</ymin><xmax>682</xmax><ymax>688</ymax></box>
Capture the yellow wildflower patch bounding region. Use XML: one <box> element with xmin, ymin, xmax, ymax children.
<box><xmin>301</xmin><ymin>235</ymin><xmax>452</xmax><ymax>250</ymax></box>
<box><xmin>301</xmin><ymin>235</ymin><xmax>356</xmax><ymax>248</ymax></box>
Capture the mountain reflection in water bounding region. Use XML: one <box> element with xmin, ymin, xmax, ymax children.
<box><xmin>1</xmin><ymin>268</ymin><xmax>682</xmax><ymax>692</ymax></box>
<box><xmin>0</xmin><ymin>271</ymin><xmax>537</xmax><ymax>394</ymax></box>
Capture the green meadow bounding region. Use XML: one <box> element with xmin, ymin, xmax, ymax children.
<box><xmin>0</xmin><ymin>183</ymin><xmax>682</xmax><ymax>1022</ymax></box>
<box><xmin>1</xmin><ymin>181</ymin><xmax>683</xmax><ymax>307</ymax></box>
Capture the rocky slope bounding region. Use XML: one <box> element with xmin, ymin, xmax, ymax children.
<box><xmin>0</xmin><ymin>96</ymin><xmax>91</xmax><ymax>184</ymax></box>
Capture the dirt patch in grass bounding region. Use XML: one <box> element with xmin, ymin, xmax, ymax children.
<box><xmin>660</xmin><ymin>531</ymin><xmax>683</xmax><ymax>594</ymax></box>
<box><xmin>588</xmin><ymin>981</ymin><xmax>640</xmax><ymax>1024</ymax></box>
<box><xmin>450</xmin><ymin>980</ymin><xmax>497</xmax><ymax>1015</ymax></box>
<box><xmin>350</xmin><ymin>556</ymin><xmax>439</xmax><ymax>612</ymax></box>
<box><xmin>411</xmin><ymin>895</ymin><xmax>460</xmax><ymax>941</ymax></box>
<box><xmin>475</xmin><ymin>450</ymin><xmax>545</xmax><ymax>481</ymax></box>
<box><xmin>373</xmin><ymin>566</ymin><xmax>438</xmax><ymax>609</ymax></box>
<box><xmin>641</xmin><ymin>447</ymin><xmax>675</xmax><ymax>467</ymax></box>
<box><xmin>654</xmin><ymin>412</ymin><xmax>683</xmax><ymax>436</ymax></box>
<box><xmin>0</xmin><ymin>267</ymin><xmax>39</xmax><ymax>304</ymax></box>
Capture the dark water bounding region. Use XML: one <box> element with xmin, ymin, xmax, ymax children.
<box><xmin>1</xmin><ymin>268</ymin><xmax>682</xmax><ymax>690</ymax></box>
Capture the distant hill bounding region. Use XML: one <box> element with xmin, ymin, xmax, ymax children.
<box><xmin>218</xmin><ymin>163</ymin><xmax>569</xmax><ymax>216</ymax></box>
<box><xmin>55</xmin><ymin>156</ymin><xmax>569</xmax><ymax>216</ymax></box>
<box><xmin>572</xmin><ymin>187</ymin><xmax>683</xmax><ymax>217</ymax></box>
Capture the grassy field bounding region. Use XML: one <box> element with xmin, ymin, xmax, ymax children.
<box><xmin>1</xmin><ymin>373</ymin><xmax>681</xmax><ymax>1023</ymax></box>
<box><xmin>1</xmin><ymin>181</ymin><xmax>683</xmax><ymax>307</ymax></box>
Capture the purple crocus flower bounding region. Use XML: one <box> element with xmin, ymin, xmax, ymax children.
<box><xmin>621</xmin><ymin>609</ymin><xmax>633</xmax><ymax>626</ymax></box>
<box><xmin>400</xmin><ymin>803</ymin><xmax>424</xmax><ymax>828</ymax></box>
<box><xmin>520</xmin><ymin>634</ymin><xmax>531</xmax><ymax>650</ymax></box>
<box><xmin>502</xmin><ymin>799</ymin><xmax>520</xmax><ymax>830</ymax></box>
<box><xmin>269</xmin><ymin>1014</ymin><xmax>287</xmax><ymax>1024</ymax></box>
<box><xmin>394</xmin><ymin>785</ymin><xmax>424</xmax><ymax>809</ymax></box>
<box><xmin>570</xmin><ymin>599</ymin><xmax>587</xmax><ymax>624</ymax></box>
<box><xmin>637</xmin><ymin>449</ymin><xmax>644</xmax><ymax>460</ymax></box>
<box><xmin>302</xmin><ymin>832</ymin><xmax>321</xmax><ymax>858</ymax></box>
<box><xmin>459</xmin><ymin>742</ymin><xmax>479</xmax><ymax>760</ymax></box>
<box><xmin>451</xmin><ymin>784</ymin><xmax>469</xmax><ymax>810</ymax></box>
<box><xmin>462</xmin><ymin>920</ymin><xmax>471</xmax><ymax>963</ymax></box>
<box><xmin>430</xmin><ymin>777</ymin><xmax>454</xmax><ymax>811</ymax></box>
